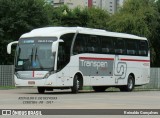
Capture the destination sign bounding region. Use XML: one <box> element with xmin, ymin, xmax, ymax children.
<box><xmin>19</xmin><ymin>37</ymin><xmax>57</xmax><ymax>44</ymax></box>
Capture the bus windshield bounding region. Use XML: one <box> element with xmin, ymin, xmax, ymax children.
<box><xmin>15</xmin><ymin>37</ymin><xmax>57</xmax><ymax>71</ymax></box>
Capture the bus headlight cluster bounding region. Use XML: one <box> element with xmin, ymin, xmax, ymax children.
<box><xmin>44</xmin><ymin>73</ymin><xmax>50</xmax><ymax>78</ymax></box>
<box><xmin>15</xmin><ymin>72</ymin><xmax>20</xmax><ymax>79</ymax></box>
<box><xmin>43</xmin><ymin>71</ymin><xmax>56</xmax><ymax>79</ymax></box>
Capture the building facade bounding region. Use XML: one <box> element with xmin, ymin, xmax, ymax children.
<box><xmin>46</xmin><ymin>0</ymin><xmax>125</xmax><ymax>14</ymax></box>
<box><xmin>53</xmin><ymin>0</ymin><xmax>84</xmax><ymax>9</ymax></box>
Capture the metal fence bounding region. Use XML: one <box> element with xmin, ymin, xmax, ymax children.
<box><xmin>0</xmin><ymin>65</ymin><xmax>160</xmax><ymax>90</ymax></box>
<box><xmin>0</xmin><ymin>65</ymin><xmax>14</xmax><ymax>86</ymax></box>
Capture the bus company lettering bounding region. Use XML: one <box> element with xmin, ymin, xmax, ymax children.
<box><xmin>80</xmin><ymin>60</ymin><xmax>108</xmax><ymax>70</ymax></box>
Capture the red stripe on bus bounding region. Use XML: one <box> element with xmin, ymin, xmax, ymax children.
<box><xmin>120</xmin><ymin>59</ymin><xmax>150</xmax><ymax>62</ymax></box>
<box><xmin>79</xmin><ymin>57</ymin><xmax>150</xmax><ymax>62</ymax></box>
<box><xmin>79</xmin><ymin>57</ymin><xmax>114</xmax><ymax>61</ymax></box>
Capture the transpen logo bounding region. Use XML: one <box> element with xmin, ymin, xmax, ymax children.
<box><xmin>80</xmin><ymin>60</ymin><xmax>108</xmax><ymax>70</ymax></box>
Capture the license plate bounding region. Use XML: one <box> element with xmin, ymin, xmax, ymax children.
<box><xmin>28</xmin><ymin>81</ymin><xmax>35</xmax><ymax>85</ymax></box>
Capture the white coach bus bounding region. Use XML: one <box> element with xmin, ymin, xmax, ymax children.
<box><xmin>7</xmin><ymin>27</ymin><xmax>150</xmax><ymax>93</ymax></box>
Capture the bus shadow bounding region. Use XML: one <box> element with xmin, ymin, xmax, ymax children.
<box><xmin>21</xmin><ymin>90</ymin><xmax>121</xmax><ymax>95</ymax></box>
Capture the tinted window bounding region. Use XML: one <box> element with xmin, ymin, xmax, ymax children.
<box><xmin>57</xmin><ymin>33</ymin><xmax>74</xmax><ymax>70</ymax></box>
<box><xmin>126</xmin><ymin>39</ymin><xmax>137</xmax><ymax>55</ymax></box>
<box><xmin>101</xmin><ymin>36</ymin><xmax>114</xmax><ymax>54</ymax></box>
<box><xmin>86</xmin><ymin>35</ymin><xmax>100</xmax><ymax>53</ymax></box>
<box><xmin>73</xmin><ymin>34</ymin><xmax>101</xmax><ymax>54</ymax></box>
<box><xmin>73</xmin><ymin>34</ymin><xmax>148</xmax><ymax>57</ymax></box>
<box><xmin>73</xmin><ymin>34</ymin><xmax>86</xmax><ymax>55</ymax></box>
<box><xmin>138</xmin><ymin>40</ymin><xmax>148</xmax><ymax>56</ymax></box>
<box><xmin>114</xmin><ymin>38</ymin><xmax>126</xmax><ymax>55</ymax></box>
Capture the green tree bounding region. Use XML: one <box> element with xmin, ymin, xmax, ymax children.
<box><xmin>87</xmin><ymin>7</ymin><xmax>110</xmax><ymax>29</ymax></box>
<box><xmin>62</xmin><ymin>7</ymin><xmax>89</xmax><ymax>27</ymax></box>
<box><xmin>51</xmin><ymin>6</ymin><xmax>110</xmax><ymax>29</ymax></box>
<box><xmin>52</xmin><ymin>6</ymin><xmax>89</xmax><ymax>27</ymax></box>
<box><xmin>0</xmin><ymin>0</ymin><xmax>53</xmax><ymax>64</ymax></box>
<box><xmin>51</xmin><ymin>5</ymin><xmax>69</xmax><ymax>26</ymax></box>
<box><xmin>152</xmin><ymin>0</ymin><xmax>160</xmax><ymax>67</ymax></box>
<box><xmin>107</xmin><ymin>0</ymin><xmax>159</xmax><ymax>66</ymax></box>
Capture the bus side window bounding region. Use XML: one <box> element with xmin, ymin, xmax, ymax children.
<box><xmin>138</xmin><ymin>40</ymin><xmax>148</xmax><ymax>56</ymax></box>
<box><xmin>57</xmin><ymin>33</ymin><xmax>74</xmax><ymax>71</ymax></box>
<box><xmin>57</xmin><ymin>43</ymin><xmax>66</xmax><ymax>70</ymax></box>
<box><xmin>101</xmin><ymin>36</ymin><xmax>114</xmax><ymax>54</ymax></box>
<box><xmin>126</xmin><ymin>39</ymin><xmax>137</xmax><ymax>55</ymax></box>
<box><xmin>86</xmin><ymin>35</ymin><xmax>100</xmax><ymax>53</ymax></box>
<box><xmin>115</xmin><ymin>38</ymin><xmax>126</xmax><ymax>55</ymax></box>
<box><xmin>73</xmin><ymin>34</ymin><xmax>85</xmax><ymax>55</ymax></box>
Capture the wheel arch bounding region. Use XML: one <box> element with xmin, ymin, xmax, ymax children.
<box><xmin>129</xmin><ymin>73</ymin><xmax>135</xmax><ymax>85</ymax></box>
<box><xmin>74</xmin><ymin>72</ymin><xmax>83</xmax><ymax>90</ymax></box>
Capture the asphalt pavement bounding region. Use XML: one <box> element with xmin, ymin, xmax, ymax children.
<box><xmin>0</xmin><ymin>88</ymin><xmax>160</xmax><ymax>118</ymax></box>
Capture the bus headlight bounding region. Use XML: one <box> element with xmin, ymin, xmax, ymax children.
<box><xmin>44</xmin><ymin>73</ymin><xmax>50</xmax><ymax>78</ymax></box>
<box><xmin>43</xmin><ymin>71</ymin><xmax>56</xmax><ymax>79</ymax></box>
<box><xmin>15</xmin><ymin>72</ymin><xmax>20</xmax><ymax>78</ymax></box>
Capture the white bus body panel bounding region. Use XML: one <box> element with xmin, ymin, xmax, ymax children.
<box><xmin>14</xmin><ymin>52</ymin><xmax>150</xmax><ymax>88</ymax></box>
<box><xmin>13</xmin><ymin>27</ymin><xmax>150</xmax><ymax>88</ymax></box>
<box><xmin>14</xmin><ymin>70</ymin><xmax>73</xmax><ymax>87</ymax></box>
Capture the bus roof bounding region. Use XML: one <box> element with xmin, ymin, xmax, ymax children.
<box><xmin>20</xmin><ymin>27</ymin><xmax>147</xmax><ymax>40</ymax></box>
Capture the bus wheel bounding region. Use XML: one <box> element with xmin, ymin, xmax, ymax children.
<box><xmin>71</xmin><ymin>75</ymin><xmax>79</xmax><ymax>94</ymax></box>
<box><xmin>120</xmin><ymin>75</ymin><xmax>135</xmax><ymax>92</ymax></box>
<box><xmin>37</xmin><ymin>87</ymin><xmax>45</xmax><ymax>94</ymax></box>
<box><xmin>92</xmin><ymin>86</ymin><xmax>106</xmax><ymax>92</ymax></box>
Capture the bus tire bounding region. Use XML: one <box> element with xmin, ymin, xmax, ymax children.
<box><xmin>120</xmin><ymin>75</ymin><xmax>135</xmax><ymax>92</ymax></box>
<box><xmin>92</xmin><ymin>86</ymin><xmax>106</xmax><ymax>92</ymax></box>
<box><xmin>71</xmin><ymin>75</ymin><xmax>79</xmax><ymax>94</ymax></box>
<box><xmin>37</xmin><ymin>87</ymin><xmax>45</xmax><ymax>94</ymax></box>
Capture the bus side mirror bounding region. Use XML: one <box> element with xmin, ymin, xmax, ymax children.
<box><xmin>7</xmin><ymin>41</ymin><xmax>18</xmax><ymax>54</ymax></box>
<box><xmin>52</xmin><ymin>39</ymin><xmax>64</xmax><ymax>53</ymax></box>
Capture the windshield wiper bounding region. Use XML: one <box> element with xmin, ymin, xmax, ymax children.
<box><xmin>35</xmin><ymin>47</ymin><xmax>44</xmax><ymax>70</ymax></box>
